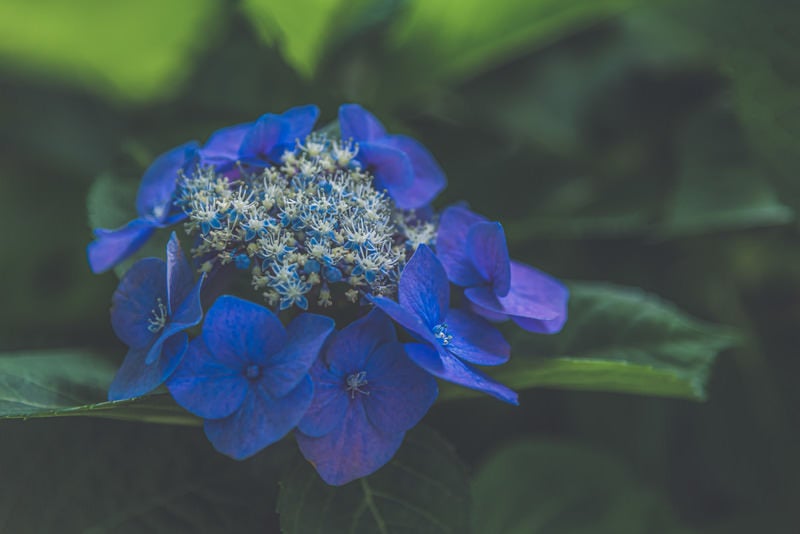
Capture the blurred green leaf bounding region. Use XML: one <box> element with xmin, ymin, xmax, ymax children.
<box><xmin>0</xmin><ymin>0</ymin><xmax>223</xmax><ymax>103</ymax></box>
<box><xmin>277</xmin><ymin>426</ymin><xmax>470</xmax><ymax>533</ymax></box>
<box><xmin>442</xmin><ymin>282</ymin><xmax>736</xmax><ymax>401</ymax></box>
<box><xmin>472</xmin><ymin>439</ymin><xmax>691</xmax><ymax>534</ymax></box>
<box><xmin>0</xmin><ymin>350</ymin><xmax>199</xmax><ymax>425</ymax></box>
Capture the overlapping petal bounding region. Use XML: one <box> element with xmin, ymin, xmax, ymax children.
<box><xmin>87</xmin><ymin>219</ymin><xmax>156</xmax><ymax>274</ymax></box>
<box><xmin>108</xmin><ymin>333</ymin><xmax>188</xmax><ymax>401</ymax></box>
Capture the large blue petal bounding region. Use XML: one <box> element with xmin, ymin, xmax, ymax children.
<box><xmin>297</xmin><ymin>359</ymin><xmax>348</xmax><ymax>438</ymax></box>
<box><xmin>135</xmin><ymin>141</ymin><xmax>198</xmax><ymax>221</ymax></box>
<box><xmin>262</xmin><ymin>313</ymin><xmax>335</xmax><ymax>398</ymax></box>
<box><xmin>467</xmin><ymin>222</ymin><xmax>510</xmax><ymax>297</ymax></box>
<box><xmin>108</xmin><ymin>332</ymin><xmax>187</xmax><ymax>401</ymax></box>
<box><xmin>435</xmin><ymin>205</ymin><xmax>486</xmax><ymax>287</ymax></box>
<box><xmin>278</xmin><ymin>104</ymin><xmax>320</xmax><ymax>142</ymax></box>
<box><xmin>357</xmin><ymin>142</ymin><xmax>414</xmax><ymax>194</ymax></box>
<box><xmin>444</xmin><ymin>308</ymin><xmax>510</xmax><ymax>366</ymax></box>
<box><xmin>201</xmin><ymin>122</ymin><xmax>252</xmax><ymax>167</ymax></box>
<box><xmin>323</xmin><ymin>309</ymin><xmax>396</xmax><ymax>375</ymax></box>
<box><xmin>204</xmin><ymin>375</ymin><xmax>313</xmax><ymax>460</ymax></box>
<box><xmin>146</xmin><ymin>272</ymin><xmax>206</xmax><ymax>366</ymax></box>
<box><xmin>202</xmin><ymin>295</ymin><xmax>287</xmax><ymax>367</ymax></box>
<box><xmin>370</xmin><ymin>296</ymin><xmax>435</xmax><ymax>345</ymax></box>
<box><xmin>363</xmin><ymin>342</ymin><xmax>438</xmax><ymax>434</ymax></box>
<box><xmin>110</xmin><ymin>257</ymin><xmax>165</xmax><ymax>348</ymax></box>
<box><xmin>165</xmin><ymin>232</ymin><xmax>194</xmax><ymax>313</ymax></box>
<box><xmin>404</xmin><ymin>343</ymin><xmax>518</xmax><ymax>405</ymax></box>
<box><xmin>338</xmin><ymin>104</ymin><xmax>387</xmax><ymax>142</ymax></box>
<box><xmin>398</xmin><ymin>245</ymin><xmax>449</xmax><ymax>328</ymax></box>
<box><xmin>238</xmin><ymin>114</ymin><xmax>283</xmax><ymax>166</ymax></box>
<box><xmin>87</xmin><ymin>219</ymin><xmax>155</xmax><ymax>274</ymax></box>
<box><xmin>166</xmin><ymin>337</ymin><xmax>249</xmax><ymax>419</ymax></box>
<box><xmin>379</xmin><ymin>134</ymin><xmax>447</xmax><ymax>209</ymax></box>
<box><xmin>296</xmin><ymin>400</ymin><xmax>404</xmax><ymax>486</ymax></box>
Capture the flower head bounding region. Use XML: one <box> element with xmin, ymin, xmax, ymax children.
<box><xmin>436</xmin><ymin>206</ymin><xmax>569</xmax><ymax>333</ymax></box>
<box><xmin>370</xmin><ymin>245</ymin><xmax>518</xmax><ymax>404</ymax></box>
<box><xmin>108</xmin><ymin>232</ymin><xmax>205</xmax><ymax>400</ymax></box>
<box><xmin>296</xmin><ymin>309</ymin><xmax>438</xmax><ymax>485</ymax></box>
<box><xmin>167</xmin><ymin>295</ymin><xmax>334</xmax><ymax>459</ymax></box>
<box><xmin>339</xmin><ymin>104</ymin><xmax>447</xmax><ymax>209</ymax></box>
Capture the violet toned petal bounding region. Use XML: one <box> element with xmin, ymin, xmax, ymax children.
<box><xmin>338</xmin><ymin>104</ymin><xmax>387</xmax><ymax>142</ymax></box>
<box><xmin>379</xmin><ymin>134</ymin><xmax>447</xmax><ymax>209</ymax></box>
<box><xmin>135</xmin><ymin>142</ymin><xmax>199</xmax><ymax>221</ymax></box>
<box><xmin>166</xmin><ymin>337</ymin><xmax>249</xmax><ymax>420</ymax></box>
<box><xmin>165</xmin><ymin>232</ymin><xmax>194</xmax><ymax>313</ymax></box>
<box><xmin>357</xmin><ymin>143</ymin><xmax>414</xmax><ymax>194</ymax></box>
<box><xmin>370</xmin><ymin>296</ymin><xmax>436</xmax><ymax>346</ymax></box>
<box><xmin>110</xmin><ymin>258</ymin><xmax>166</xmax><ymax>348</ymax></box>
<box><xmin>262</xmin><ymin>313</ymin><xmax>335</xmax><ymax>398</ymax></box>
<box><xmin>297</xmin><ymin>359</ymin><xmax>349</xmax><ymax>438</ymax></box>
<box><xmin>404</xmin><ymin>343</ymin><xmax>518</xmax><ymax>405</ymax></box>
<box><xmin>435</xmin><ymin>205</ymin><xmax>487</xmax><ymax>287</ymax></box>
<box><xmin>87</xmin><ymin>219</ymin><xmax>156</xmax><ymax>274</ymax></box>
<box><xmin>202</xmin><ymin>295</ymin><xmax>287</xmax><ymax>367</ymax></box>
<box><xmin>205</xmin><ymin>375</ymin><xmax>313</xmax><ymax>460</ymax></box>
<box><xmin>444</xmin><ymin>308</ymin><xmax>510</xmax><ymax>366</ymax></box>
<box><xmin>296</xmin><ymin>400</ymin><xmax>405</xmax><ymax>486</ymax></box>
<box><xmin>239</xmin><ymin>115</ymin><xmax>283</xmax><ymax>165</ymax></box>
<box><xmin>167</xmin><ymin>273</ymin><xmax>205</xmax><ymax>333</ymax></box>
<box><xmin>278</xmin><ymin>104</ymin><xmax>320</xmax><ymax>142</ymax></box>
<box><xmin>363</xmin><ymin>342</ymin><xmax>438</xmax><ymax>434</ymax></box>
<box><xmin>398</xmin><ymin>245</ymin><xmax>449</xmax><ymax>328</ymax></box>
<box><xmin>108</xmin><ymin>332</ymin><xmax>188</xmax><ymax>401</ymax></box>
<box><xmin>467</xmin><ymin>222</ymin><xmax>511</xmax><ymax>297</ymax></box>
<box><xmin>201</xmin><ymin>122</ymin><xmax>252</xmax><ymax>167</ymax></box>
<box><xmin>323</xmin><ymin>309</ymin><xmax>396</xmax><ymax>374</ymax></box>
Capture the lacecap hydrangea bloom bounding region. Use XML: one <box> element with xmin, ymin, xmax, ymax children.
<box><xmin>89</xmin><ymin>104</ymin><xmax>569</xmax><ymax>485</ymax></box>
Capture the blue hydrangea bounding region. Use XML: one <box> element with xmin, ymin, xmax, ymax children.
<box><xmin>108</xmin><ymin>233</ymin><xmax>205</xmax><ymax>400</ymax></box>
<box><xmin>167</xmin><ymin>295</ymin><xmax>334</xmax><ymax>459</ymax></box>
<box><xmin>296</xmin><ymin>309</ymin><xmax>438</xmax><ymax>485</ymax></box>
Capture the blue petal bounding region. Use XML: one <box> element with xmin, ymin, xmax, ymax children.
<box><xmin>338</xmin><ymin>104</ymin><xmax>387</xmax><ymax>142</ymax></box>
<box><xmin>279</xmin><ymin>104</ymin><xmax>321</xmax><ymax>142</ymax></box>
<box><xmin>108</xmin><ymin>332</ymin><xmax>188</xmax><ymax>401</ymax></box>
<box><xmin>398</xmin><ymin>245</ymin><xmax>449</xmax><ymax>328</ymax></box>
<box><xmin>296</xmin><ymin>400</ymin><xmax>404</xmax><ymax>486</ymax></box>
<box><xmin>202</xmin><ymin>295</ymin><xmax>287</xmax><ymax>366</ymax></box>
<box><xmin>87</xmin><ymin>219</ymin><xmax>155</xmax><ymax>274</ymax></box>
<box><xmin>262</xmin><ymin>313</ymin><xmax>335</xmax><ymax>398</ymax></box>
<box><xmin>370</xmin><ymin>296</ymin><xmax>435</xmax><ymax>345</ymax></box>
<box><xmin>149</xmin><ymin>273</ymin><xmax>206</xmax><ymax>365</ymax></box>
<box><xmin>435</xmin><ymin>205</ymin><xmax>487</xmax><ymax>287</ymax></box>
<box><xmin>379</xmin><ymin>135</ymin><xmax>447</xmax><ymax>209</ymax></box>
<box><xmin>363</xmin><ymin>342</ymin><xmax>438</xmax><ymax>434</ymax></box>
<box><xmin>165</xmin><ymin>232</ymin><xmax>194</xmax><ymax>313</ymax></box>
<box><xmin>444</xmin><ymin>308</ymin><xmax>510</xmax><ymax>366</ymax></box>
<box><xmin>324</xmin><ymin>309</ymin><xmax>396</xmax><ymax>375</ymax></box>
<box><xmin>110</xmin><ymin>257</ymin><xmax>166</xmax><ymax>348</ymax></box>
<box><xmin>467</xmin><ymin>222</ymin><xmax>511</xmax><ymax>297</ymax></box>
<box><xmin>166</xmin><ymin>337</ymin><xmax>249</xmax><ymax>419</ymax></box>
<box><xmin>357</xmin><ymin>142</ymin><xmax>414</xmax><ymax>194</ymax></box>
<box><xmin>465</xmin><ymin>260</ymin><xmax>569</xmax><ymax>334</ymax></box>
<box><xmin>204</xmin><ymin>375</ymin><xmax>313</xmax><ymax>460</ymax></box>
<box><xmin>239</xmin><ymin>105</ymin><xmax>319</xmax><ymax>165</ymax></box>
<box><xmin>404</xmin><ymin>343</ymin><xmax>518</xmax><ymax>405</ymax></box>
<box><xmin>297</xmin><ymin>359</ymin><xmax>349</xmax><ymax>438</ymax></box>
<box><xmin>201</xmin><ymin>122</ymin><xmax>252</xmax><ymax>167</ymax></box>
<box><xmin>135</xmin><ymin>141</ymin><xmax>199</xmax><ymax>221</ymax></box>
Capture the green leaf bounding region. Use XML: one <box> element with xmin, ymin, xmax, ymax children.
<box><xmin>472</xmin><ymin>439</ymin><xmax>692</xmax><ymax>534</ymax></box>
<box><xmin>277</xmin><ymin>426</ymin><xmax>470</xmax><ymax>533</ymax></box>
<box><xmin>0</xmin><ymin>350</ymin><xmax>199</xmax><ymax>425</ymax></box>
<box><xmin>0</xmin><ymin>0</ymin><xmax>223</xmax><ymax>104</ymax></box>
<box><xmin>441</xmin><ymin>282</ymin><xmax>736</xmax><ymax>402</ymax></box>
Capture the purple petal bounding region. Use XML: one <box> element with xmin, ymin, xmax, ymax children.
<box><xmin>202</xmin><ymin>295</ymin><xmax>287</xmax><ymax>366</ymax></box>
<box><xmin>135</xmin><ymin>142</ymin><xmax>198</xmax><ymax>221</ymax></box>
<box><xmin>404</xmin><ymin>343</ymin><xmax>518</xmax><ymax>405</ymax></box>
<box><xmin>379</xmin><ymin>134</ymin><xmax>447</xmax><ymax>209</ymax></box>
<box><xmin>239</xmin><ymin>105</ymin><xmax>319</xmax><ymax>164</ymax></box>
<box><xmin>204</xmin><ymin>375</ymin><xmax>313</xmax><ymax>460</ymax></box>
<box><xmin>444</xmin><ymin>308</ymin><xmax>510</xmax><ymax>366</ymax></box>
<box><xmin>297</xmin><ymin>359</ymin><xmax>349</xmax><ymax>438</ymax></box>
<box><xmin>87</xmin><ymin>219</ymin><xmax>155</xmax><ymax>274</ymax></box>
<box><xmin>370</xmin><ymin>296</ymin><xmax>436</xmax><ymax>345</ymax></box>
<box><xmin>201</xmin><ymin>122</ymin><xmax>252</xmax><ymax>167</ymax></box>
<box><xmin>296</xmin><ymin>400</ymin><xmax>404</xmax><ymax>486</ymax></box>
<box><xmin>262</xmin><ymin>313</ymin><xmax>335</xmax><ymax>398</ymax></box>
<box><xmin>165</xmin><ymin>233</ymin><xmax>194</xmax><ymax>313</ymax></box>
<box><xmin>465</xmin><ymin>260</ymin><xmax>569</xmax><ymax>334</ymax></box>
<box><xmin>110</xmin><ymin>257</ymin><xmax>165</xmax><ymax>348</ymax></box>
<box><xmin>338</xmin><ymin>104</ymin><xmax>387</xmax><ymax>142</ymax></box>
<box><xmin>323</xmin><ymin>309</ymin><xmax>396</xmax><ymax>374</ymax></box>
<box><xmin>435</xmin><ymin>205</ymin><xmax>487</xmax><ymax>287</ymax></box>
<box><xmin>357</xmin><ymin>142</ymin><xmax>414</xmax><ymax>193</ymax></box>
<box><xmin>467</xmin><ymin>222</ymin><xmax>510</xmax><ymax>297</ymax></box>
<box><xmin>108</xmin><ymin>333</ymin><xmax>187</xmax><ymax>401</ymax></box>
<box><xmin>166</xmin><ymin>337</ymin><xmax>249</xmax><ymax>419</ymax></box>
<box><xmin>398</xmin><ymin>245</ymin><xmax>449</xmax><ymax>328</ymax></box>
<box><xmin>167</xmin><ymin>273</ymin><xmax>205</xmax><ymax>333</ymax></box>
<box><xmin>279</xmin><ymin>104</ymin><xmax>320</xmax><ymax>142</ymax></box>
<box><xmin>363</xmin><ymin>342</ymin><xmax>438</xmax><ymax>434</ymax></box>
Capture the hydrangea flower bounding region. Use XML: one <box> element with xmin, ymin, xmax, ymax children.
<box><xmin>339</xmin><ymin>104</ymin><xmax>446</xmax><ymax>209</ymax></box>
<box><xmin>167</xmin><ymin>295</ymin><xmax>334</xmax><ymax>459</ymax></box>
<box><xmin>87</xmin><ymin>142</ymin><xmax>199</xmax><ymax>273</ymax></box>
<box><xmin>296</xmin><ymin>310</ymin><xmax>438</xmax><ymax>485</ymax></box>
<box><xmin>371</xmin><ymin>245</ymin><xmax>518</xmax><ymax>404</ymax></box>
<box><xmin>436</xmin><ymin>205</ymin><xmax>569</xmax><ymax>333</ymax></box>
<box><xmin>108</xmin><ymin>233</ymin><xmax>205</xmax><ymax>400</ymax></box>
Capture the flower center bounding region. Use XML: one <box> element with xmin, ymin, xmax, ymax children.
<box><xmin>345</xmin><ymin>371</ymin><xmax>369</xmax><ymax>398</ymax></box>
<box><xmin>245</xmin><ymin>364</ymin><xmax>261</xmax><ymax>379</ymax></box>
<box><xmin>146</xmin><ymin>298</ymin><xmax>168</xmax><ymax>333</ymax></box>
<box><xmin>433</xmin><ymin>323</ymin><xmax>453</xmax><ymax>346</ymax></box>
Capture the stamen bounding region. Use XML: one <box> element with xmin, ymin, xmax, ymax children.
<box><xmin>433</xmin><ymin>323</ymin><xmax>453</xmax><ymax>346</ymax></box>
<box><xmin>345</xmin><ymin>371</ymin><xmax>369</xmax><ymax>398</ymax></box>
<box><xmin>147</xmin><ymin>298</ymin><xmax>168</xmax><ymax>333</ymax></box>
